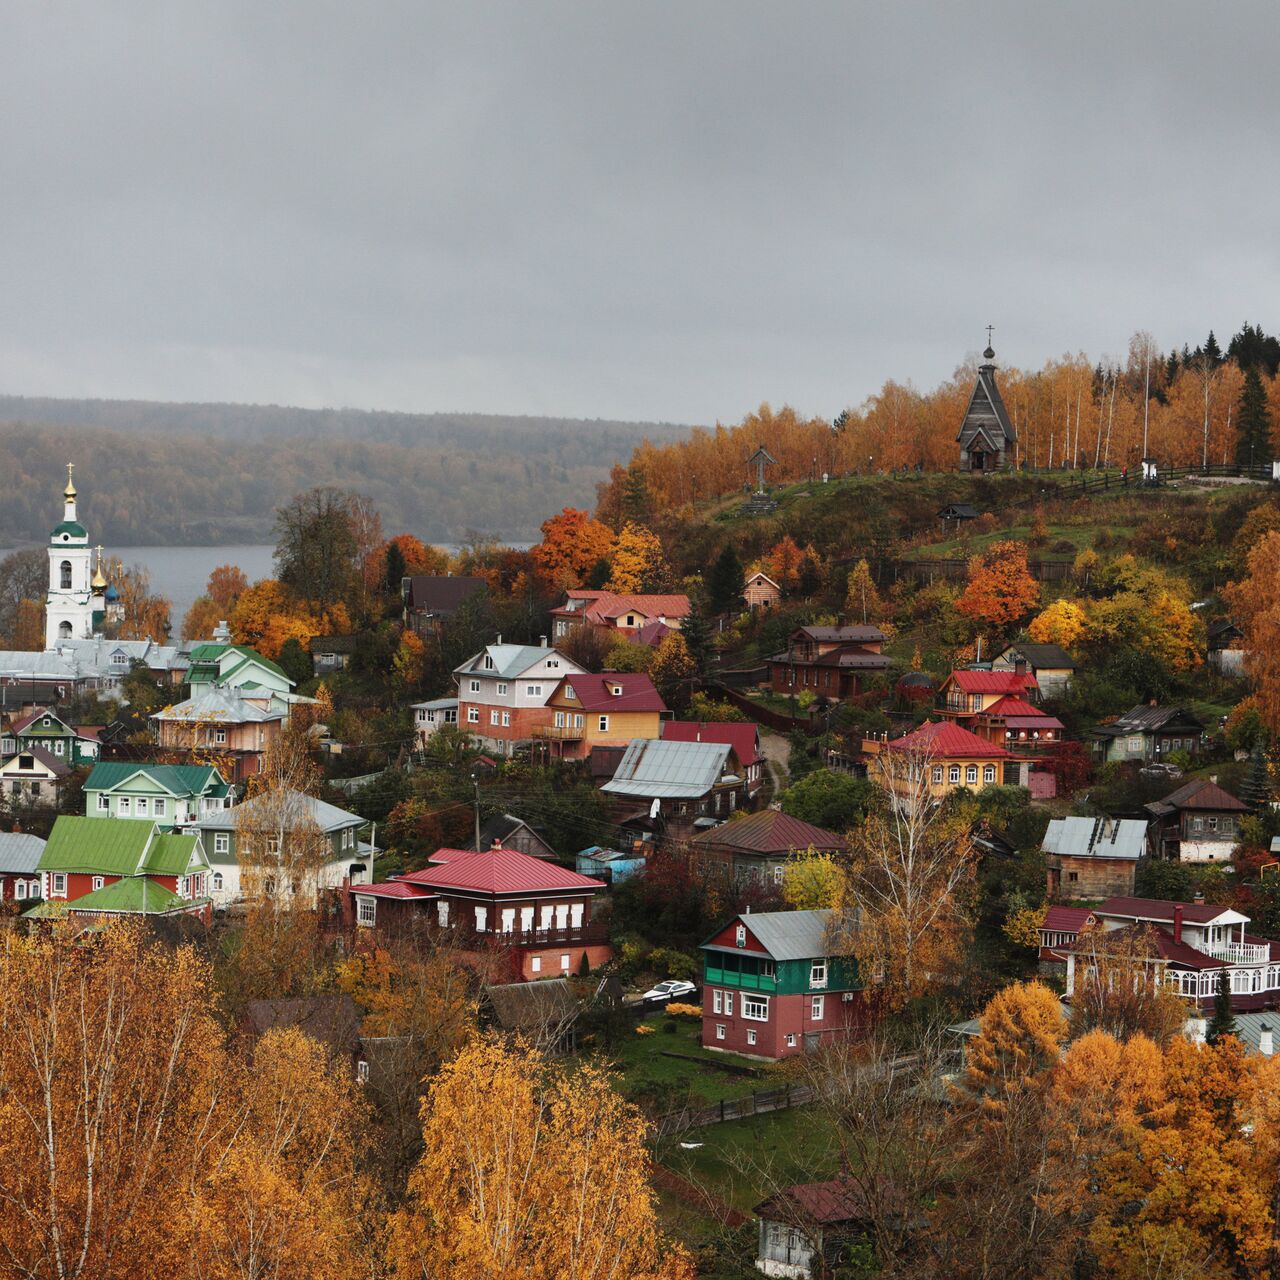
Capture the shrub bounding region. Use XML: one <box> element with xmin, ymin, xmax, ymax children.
<box><xmin>664</xmin><ymin>1002</ymin><xmax>703</xmax><ymax>1019</ymax></box>
<box><xmin>662</xmin><ymin>1020</ymin><xmax>678</xmax><ymax>1034</ymax></box>
<box><xmin>635</xmin><ymin>1023</ymin><xmax>656</xmax><ymax>1036</ymax></box>
<box><xmin>646</xmin><ymin>947</ymin><xmax>697</xmax><ymax>981</ymax></box>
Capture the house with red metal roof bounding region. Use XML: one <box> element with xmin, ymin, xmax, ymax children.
<box><xmin>1038</xmin><ymin>904</ymin><xmax>1096</xmax><ymax>963</ymax></box>
<box><xmin>348</xmin><ymin>846</ymin><xmax>610</xmax><ymax>980</ymax></box>
<box><xmin>550</xmin><ymin>590</ymin><xmax>690</xmax><ymax>644</ymax></box>
<box><xmin>1060</xmin><ymin>896</ymin><xmax>1280</xmax><ymax>1012</ymax></box>
<box><xmin>969</xmin><ymin>694</ymin><xmax>1064</xmax><ymax>752</ymax></box>
<box><xmin>538</xmin><ymin>672</ymin><xmax>668</xmax><ymax>760</ymax></box>
<box><xmin>661</xmin><ymin>720</ymin><xmax>765</xmax><ymax>798</ymax></box>
<box><xmin>935</xmin><ymin>667</ymin><xmax>1039</xmax><ymax>723</ymax></box>
<box><xmin>1144</xmin><ymin>777</ymin><xmax>1249</xmax><ymax>863</ymax></box>
<box><xmin>754</xmin><ymin>1179</ymin><xmax>889</xmax><ymax>1279</ymax></box>
<box><xmin>689</xmin><ymin>808</ymin><xmax>843</xmax><ymax>886</ymax></box>
<box><xmin>862</xmin><ymin>720</ymin><xmax>1028</xmax><ymax>797</ymax></box>
<box><xmin>767</xmin><ymin>625</ymin><xmax>890</xmax><ymax>702</ymax></box>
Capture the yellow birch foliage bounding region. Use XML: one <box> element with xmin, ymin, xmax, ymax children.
<box><xmin>1027</xmin><ymin>599</ymin><xmax>1087</xmax><ymax>649</ymax></box>
<box><xmin>607</xmin><ymin>523</ymin><xmax>669</xmax><ymax>593</ymax></box>
<box><xmin>388</xmin><ymin>1038</ymin><xmax>693</xmax><ymax>1280</ymax></box>
<box><xmin>781</xmin><ymin>846</ymin><xmax>846</xmax><ymax>910</ymax></box>
<box><xmin>962</xmin><ymin>981</ymin><xmax>1066</xmax><ymax>1102</ymax></box>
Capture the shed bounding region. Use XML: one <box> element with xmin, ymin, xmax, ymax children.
<box><xmin>481</xmin><ymin>978</ymin><xmax>581</xmax><ymax>1055</ymax></box>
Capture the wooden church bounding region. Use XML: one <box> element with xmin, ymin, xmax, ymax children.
<box><xmin>957</xmin><ymin>335</ymin><xmax>1017</xmax><ymax>472</ymax></box>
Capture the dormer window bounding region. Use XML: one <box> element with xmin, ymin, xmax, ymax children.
<box><xmin>484</xmin><ymin>655</ymin><xmax>495</xmax><ymax>670</ymax></box>
<box><xmin>735</xmin><ymin>924</ymin><xmax>746</xmax><ymax>948</ymax></box>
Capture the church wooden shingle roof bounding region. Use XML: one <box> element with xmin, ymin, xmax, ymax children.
<box><xmin>957</xmin><ymin>353</ymin><xmax>1017</xmax><ymax>450</ymax></box>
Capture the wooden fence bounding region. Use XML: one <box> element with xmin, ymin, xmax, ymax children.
<box><xmin>652</xmin><ymin>1083</ymin><xmax>817</xmax><ymax>1138</ymax></box>
<box><xmin>708</xmin><ymin>682</ymin><xmax>823</xmax><ymax>737</ymax></box>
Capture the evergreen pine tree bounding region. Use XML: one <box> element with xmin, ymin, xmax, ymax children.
<box><xmin>621</xmin><ymin>465</ymin><xmax>653</xmax><ymax>524</ymax></box>
<box><xmin>1242</xmin><ymin>740</ymin><xmax>1273</xmax><ymax>811</ymax></box>
<box><xmin>1236</xmin><ymin>364</ymin><xmax>1272</xmax><ymax>468</ymax></box>
<box><xmin>679</xmin><ymin>598</ymin><xmax>712</xmax><ymax>676</ymax></box>
<box><xmin>276</xmin><ymin>637</ymin><xmax>313</xmax><ymax>688</ymax></box>
<box><xmin>1203</xmin><ymin>330</ymin><xmax>1223</xmax><ymax>367</ymax></box>
<box><xmin>585</xmin><ymin>556</ymin><xmax>612</xmax><ymax>589</ymax></box>
<box><xmin>1165</xmin><ymin>350</ymin><xmax>1180</xmax><ymax>383</ymax></box>
<box><xmin>706</xmin><ymin>544</ymin><xmax>744</xmax><ymax>614</ymax></box>
<box><xmin>1206</xmin><ymin>967</ymin><xmax>1237</xmax><ymax>1044</ymax></box>
<box><xmin>383</xmin><ymin>540</ymin><xmax>407</xmax><ymax>593</ymax></box>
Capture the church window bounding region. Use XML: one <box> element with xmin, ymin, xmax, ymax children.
<box><xmin>59</xmin><ymin>561</ymin><xmax>72</xmax><ymax>589</ymax></box>
<box><xmin>58</xmin><ymin>622</ymin><xmax>72</xmax><ymax>639</ymax></box>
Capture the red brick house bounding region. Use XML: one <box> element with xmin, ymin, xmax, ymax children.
<box><xmin>700</xmin><ymin>909</ymin><xmax>866</xmax><ymax>1060</ymax></box>
<box><xmin>349</xmin><ymin>846</ymin><xmax>610</xmax><ymax>980</ymax></box>
<box><xmin>767</xmin><ymin>626</ymin><xmax>890</xmax><ymax>701</ymax></box>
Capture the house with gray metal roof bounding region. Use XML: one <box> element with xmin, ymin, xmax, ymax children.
<box><xmin>700</xmin><ymin>909</ymin><xmax>867</xmax><ymax>1060</ymax></box>
<box><xmin>601</xmin><ymin>737</ymin><xmax>745</xmax><ymax>838</ymax></box>
<box><xmin>0</xmin><ymin>832</ymin><xmax>45</xmax><ymax>905</ymax></box>
<box><xmin>1043</xmin><ymin>815</ymin><xmax>1146</xmax><ymax>900</ymax></box>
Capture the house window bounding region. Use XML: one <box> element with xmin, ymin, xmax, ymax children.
<box><xmin>502</xmin><ymin>712</ymin><xmax>510</xmax><ymax>727</ymax></box>
<box><xmin>1068</xmin><ymin>871</ymin><xmax>1078</xmax><ymax>883</ymax></box>
<box><xmin>785</xmin><ymin>1033</ymin><xmax>796</xmax><ymax>1048</ymax></box>
<box><xmin>983</xmin><ymin>766</ymin><xmax>996</xmax><ymax>784</ymax></box>
<box><xmin>357</xmin><ymin>1060</ymin><xmax>369</xmax><ymax>1083</ymax></box>
<box><xmin>215</xmin><ymin>729</ymin><xmax>226</xmax><ymax>745</ymax></box>
<box><xmin>811</xmin><ymin>996</ymin><xmax>825</xmax><ymax>1021</ymax></box>
<box><xmin>531</xmin><ymin>956</ymin><xmax>541</xmax><ymax>973</ymax></box>
<box><xmin>136</xmin><ymin>798</ymin><xmax>149</xmax><ymax>816</ymax></box>
<box><xmin>773</xmin><ymin>866</ymin><xmax>784</xmax><ymax>885</ymax></box>
<box><xmin>496</xmin><ymin>682</ymin><xmax>507</xmax><ymax>696</ymax></box>
<box><xmin>713</xmin><ymin>989</ymin><xmax>722</xmax><ymax>1014</ymax></box>
<box><xmin>52</xmin><ymin>741</ymin><xmax>64</xmax><ymax>756</ymax></box>
<box><xmin>467</xmin><ymin>708</ymin><xmax>479</xmax><ymax>724</ymax></box>
<box><xmin>52</xmin><ymin>874</ymin><xmax>66</xmax><ymax>896</ymax></box>
<box><xmin>154</xmin><ymin>798</ymin><xmax>165</xmax><ymax>817</ymax></box>
<box><xmin>483</xmin><ymin>655</ymin><xmax>494</xmax><ymax>670</ymax></box>
<box><xmin>1207</xmin><ymin>817</ymin><xmax>1219</xmax><ymax>832</ymax></box>
<box><xmin>214</xmin><ymin>833</ymin><xmax>230</xmax><ymax>855</ymax></box>
<box><xmin>932</xmin><ymin>767</ymin><xmax>943</xmax><ymax>784</ymax></box>
<box><xmin>490</xmin><ymin>711</ymin><xmax>500</xmax><ymax>726</ymax></box>
<box><xmin>742</xmin><ymin>995</ymin><xmax>768</xmax><ymax>1021</ymax></box>
<box><xmin>118</xmin><ymin>797</ymin><xmax>131</xmax><ymax>815</ymax></box>
<box><xmin>212</xmin><ymin>872</ymin><xmax>223</xmax><ymax>891</ymax></box>
<box><xmin>14</xmin><ymin>882</ymin><xmax>25</xmax><ymax>901</ymax></box>
<box><xmin>560</xmin><ymin>954</ymin><xmax>570</xmax><ymax>971</ymax></box>
<box><xmin>724</xmin><ymin>992</ymin><xmax>734</xmax><ymax>1015</ymax></box>
<box><xmin>948</xmin><ymin>766</ymin><xmax>960</xmax><ymax>784</ymax></box>
<box><xmin>555</xmin><ymin>711</ymin><xmax>565</xmax><ymax>728</ymax></box>
<box><xmin>598</xmin><ymin>716</ymin><xmax>609</xmax><ymax>733</ymax></box>
<box><xmin>437</xmin><ymin>900</ymin><xmax>449</xmax><ymax>927</ymax></box>
<box><xmin>716</xmin><ymin>1024</ymin><xmax>726</xmax><ymax>1040</ymax></box>
<box><xmin>96</xmin><ymin>794</ymin><xmax>109</xmax><ymax>811</ymax></box>
<box><xmin>735</xmin><ymin>924</ymin><xmax>746</xmax><ymax>948</ymax></box>
<box><xmin>746</xmin><ymin>1029</ymin><xmax>757</xmax><ymax>1046</ymax></box>
<box><xmin>92</xmin><ymin>876</ymin><xmax>104</xmax><ymax>891</ymax></box>
<box><xmin>610</xmin><ymin>685</ymin><xmax>622</xmax><ymax>696</ymax></box>
<box><xmin>357</xmin><ymin>898</ymin><xmax>376</xmax><ymax>927</ymax></box>
<box><xmin>469</xmin><ymin>680</ymin><xmax>481</xmax><ymax>694</ymax></box>
<box><xmin>527</xmin><ymin>685</ymin><xmax>543</xmax><ymax>697</ymax></box>
<box><xmin>474</xmin><ymin>906</ymin><xmax>487</xmax><ymax>932</ymax></box>
<box><xmin>810</xmin><ymin>961</ymin><xmax>827</xmax><ymax>989</ymax></box>
<box><xmin>966</xmin><ymin>766</ymin><xmax>978</xmax><ymax>785</ymax></box>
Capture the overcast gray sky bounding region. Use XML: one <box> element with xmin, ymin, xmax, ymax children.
<box><xmin>1</xmin><ymin>2</ymin><xmax>1274</xmax><ymax>426</ymax></box>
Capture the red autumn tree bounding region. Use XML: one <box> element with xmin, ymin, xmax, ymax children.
<box><xmin>956</xmin><ymin>540</ymin><xmax>1040</xmax><ymax>632</ymax></box>
<box><xmin>532</xmin><ymin>508</ymin><xmax>616</xmax><ymax>589</ymax></box>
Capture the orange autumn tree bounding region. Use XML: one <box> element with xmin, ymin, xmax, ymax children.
<box><xmin>1225</xmin><ymin>529</ymin><xmax>1280</xmax><ymax>735</ymax></box>
<box><xmin>531</xmin><ymin>507</ymin><xmax>616</xmax><ymax>589</ymax></box>
<box><xmin>962</xmin><ymin>981</ymin><xmax>1067</xmax><ymax>1104</ymax></box>
<box><xmin>388</xmin><ymin>1038</ymin><xmax>693</xmax><ymax>1280</ymax></box>
<box><xmin>956</xmin><ymin>540</ymin><xmax>1040</xmax><ymax>633</ymax></box>
<box><xmin>228</xmin><ymin>578</ymin><xmax>349</xmax><ymax>659</ymax></box>
<box><xmin>607</xmin><ymin>523</ymin><xmax>669</xmax><ymax>593</ymax></box>
<box><xmin>767</xmin><ymin>535</ymin><xmax>806</xmax><ymax>592</ymax></box>
<box><xmin>183</xmin><ymin>563</ymin><xmax>250</xmax><ymax>639</ymax></box>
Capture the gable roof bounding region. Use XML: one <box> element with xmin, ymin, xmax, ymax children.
<box><xmin>1042</xmin><ymin>904</ymin><xmax>1095</xmax><ymax>934</ymax></box>
<box><xmin>469</xmin><ymin>813</ymin><xmax>554</xmax><ymax>855</ymax></box>
<box><xmin>998</xmin><ymin>643</ymin><xmax>1077</xmax><ymax>671</ymax></box>
<box><xmin>1097</xmin><ymin>896</ymin><xmax>1244</xmax><ymax>927</ymax></box>
<box><xmin>601</xmin><ymin>738</ymin><xmax>733</xmax><ymax>799</ymax></box>
<box><xmin>38</xmin><ymin>816</ymin><xmax>202</xmax><ymax>877</ymax></box>
<box><xmin>85</xmin><ymin>762</ymin><xmax>225</xmax><ymax>797</ymax></box>
<box><xmin>395</xmin><ymin>847</ymin><xmax>604</xmax><ymax>896</ymax></box>
<box><xmin>591</xmin><ymin>593</ymin><xmax>690</xmax><ymax>622</ymax></box>
<box><xmin>661</xmin><ymin>720</ymin><xmax>762</xmax><ymax>766</ymax></box>
<box><xmin>456</xmin><ymin>644</ymin><xmax>575</xmax><ymax>681</ymax></box>
<box><xmin>1043</xmin><ymin>816</ymin><xmax>1146</xmax><ymax>861</ymax></box>
<box><xmin>0</xmin><ymin>832</ymin><xmax>46</xmax><ymax>875</ymax></box>
<box><xmin>703</xmin><ymin>909</ymin><xmax>833</xmax><ymax>961</ymax></box>
<box><xmin>0</xmin><ymin>745</ymin><xmax>72</xmax><ymax>777</ymax></box>
<box><xmin>745</xmin><ymin>571</ymin><xmax>781</xmax><ymax>589</ymax></box>
<box><xmin>559</xmin><ymin>672</ymin><xmax>667</xmax><ymax>713</ymax></box>
<box><xmin>981</xmin><ymin>695</ymin><xmax>1057</xmax><ymax>720</ymax></box>
<box><xmin>403</xmin><ymin>575</ymin><xmax>487</xmax><ymax>614</ymax></box>
<box><xmin>943</xmin><ymin>669</ymin><xmax>1038</xmax><ymax>695</ymax></box>
<box><xmin>691</xmin><ymin>809</ymin><xmax>843</xmax><ymax>855</ymax></box>
<box><xmin>483</xmin><ymin>978</ymin><xmax>579</xmax><ymax>1033</ymax></box>
<box><xmin>192</xmin><ymin>789</ymin><xmax>362</xmax><ymax>840</ymax></box>
<box><xmin>793</xmin><ymin>625</ymin><xmax>885</xmax><ymax>644</ymax></box>
<box><xmin>152</xmin><ymin>685</ymin><xmax>288</xmax><ymax>725</ymax></box>
<box><xmin>1147</xmin><ymin>778</ymin><xmax>1249</xmax><ymax>814</ymax></box>
<box><xmin>244</xmin><ymin>995</ymin><xmax>360</xmax><ymax>1058</ymax></box>
<box><xmin>885</xmin><ymin>720</ymin><xmax>1010</xmax><ymax>759</ymax></box>
<box><xmin>938</xmin><ymin>503</ymin><xmax>979</xmax><ymax>519</ymax></box>
<box><xmin>755</xmin><ymin>1179</ymin><xmax>880</xmax><ymax>1226</ymax></box>
<box><xmin>1097</xmin><ymin>704</ymin><xmax>1205</xmax><ymax>735</ymax></box>
<box><xmin>55</xmin><ymin>876</ymin><xmax>196</xmax><ymax>916</ymax></box>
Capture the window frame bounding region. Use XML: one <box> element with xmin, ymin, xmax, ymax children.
<box><xmin>356</xmin><ymin>898</ymin><xmax>376</xmax><ymax>927</ymax></box>
<box><xmin>742</xmin><ymin>994</ymin><xmax>768</xmax><ymax>1022</ymax></box>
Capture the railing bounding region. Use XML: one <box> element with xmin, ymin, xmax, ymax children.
<box><xmin>704</xmin><ymin>965</ymin><xmax>777</xmax><ymax>992</ymax></box>
<box><xmin>475</xmin><ymin>923</ymin><xmax>611</xmax><ymax>947</ymax></box>
<box><xmin>1205</xmin><ymin>942</ymin><xmax>1271</xmax><ymax>965</ymax></box>
<box><xmin>531</xmin><ymin>724</ymin><xmax>584</xmax><ymax>740</ymax></box>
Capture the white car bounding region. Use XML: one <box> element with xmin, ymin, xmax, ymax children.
<box><xmin>642</xmin><ymin>979</ymin><xmax>697</xmax><ymax>1005</ymax></box>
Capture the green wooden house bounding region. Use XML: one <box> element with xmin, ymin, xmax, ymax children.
<box><xmin>4</xmin><ymin>709</ymin><xmax>100</xmax><ymax>767</ymax></box>
<box><xmin>84</xmin><ymin>762</ymin><xmax>233</xmax><ymax>830</ymax></box>
<box><xmin>185</xmin><ymin>643</ymin><xmax>295</xmax><ymax>697</ymax></box>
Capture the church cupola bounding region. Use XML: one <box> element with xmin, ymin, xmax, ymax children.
<box><xmin>51</xmin><ymin>464</ymin><xmax>88</xmax><ymax>545</ymax></box>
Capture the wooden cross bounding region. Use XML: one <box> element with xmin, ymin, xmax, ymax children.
<box><xmin>985</xmin><ymin>324</ymin><xmax>994</xmax><ymax>347</ymax></box>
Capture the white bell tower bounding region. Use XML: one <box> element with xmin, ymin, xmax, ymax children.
<box><xmin>45</xmin><ymin>464</ymin><xmax>95</xmax><ymax>650</ymax></box>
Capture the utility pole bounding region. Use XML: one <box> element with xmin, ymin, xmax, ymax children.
<box><xmin>472</xmin><ymin>775</ymin><xmax>481</xmax><ymax>850</ymax></box>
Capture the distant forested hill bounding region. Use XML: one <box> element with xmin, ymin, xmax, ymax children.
<box><xmin>0</xmin><ymin>397</ymin><xmax>687</xmax><ymax>545</ymax></box>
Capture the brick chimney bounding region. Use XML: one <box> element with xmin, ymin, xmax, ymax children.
<box><xmin>339</xmin><ymin>875</ymin><xmax>354</xmax><ymax>931</ymax></box>
<box><xmin>1173</xmin><ymin>904</ymin><xmax>1183</xmax><ymax>945</ymax></box>
<box><xmin>1261</xmin><ymin>1024</ymin><xmax>1274</xmax><ymax>1057</ymax></box>
<box><xmin>1014</xmin><ymin>658</ymin><xmax>1027</xmax><ymax>675</ymax></box>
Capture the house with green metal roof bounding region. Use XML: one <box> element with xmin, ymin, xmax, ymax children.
<box><xmin>84</xmin><ymin>762</ymin><xmax>233</xmax><ymax>830</ymax></box>
<box><xmin>186</xmin><ymin>643</ymin><xmax>294</xmax><ymax>697</ymax></box>
<box><xmin>4</xmin><ymin>708</ymin><xmax>101</xmax><ymax>767</ymax></box>
<box><xmin>30</xmin><ymin>814</ymin><xmax>211</xmax><ymax>921</ymax></box>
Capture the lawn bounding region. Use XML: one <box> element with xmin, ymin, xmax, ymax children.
<box><xmin>602</xmin><ymin>1012</ymin><xmax>776</xmax><ymax>1111</ymax></box>
<box><xmin>657</xmin><ymin>1105</ymin><xmax>837</xmax><ymax>1214</ymax></box>
<box><xmin>911</xmin><ymin>521</ymin><xmax>1113</xmax><ymax>561</ymax></box>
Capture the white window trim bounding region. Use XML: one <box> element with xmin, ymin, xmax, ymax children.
<box><xmin>811</xmin><ymin>995</ymin><xmax>825</xmax><ymax>1021</ymax></box>
<box><xmin>357</xmin><ymin>898</ymin><xmax>376</xmax><ymax>927</ymax></box>
<box><xmin>742</xmin><ymin>995</ymin><xmax>768</xmax><ymax>1022</ymax></box>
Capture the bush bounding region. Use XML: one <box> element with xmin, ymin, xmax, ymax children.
<box><xmin>664</xmin><ymin>1002</ymin><xmax>703</xmax><ymax>1018</ymax></box>
<box><xmin>662</xmin><ymin>1019</ymin><xmax>678</xmax><ymax>1034</ymax></box>
<box><xmin>646</xmin><ymin>947</ymin><xmax>697</xmax><ymax>981</ymax></box>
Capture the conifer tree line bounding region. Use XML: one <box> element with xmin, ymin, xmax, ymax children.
<box><xmin>600</xmin><ymin>323</ymin><xmax>1280</xmax><ymax>513</ymax></box>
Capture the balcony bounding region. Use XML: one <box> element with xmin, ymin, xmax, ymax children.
<box><xmin>704</xmin><ymin>964</ymin><xmax>777</xmax><ymax>992</ymax></box>
<box><xmin>532</xmin><ymin>724</ymin><xmax>584</xmax><ymax>740</ymax></box>
<box><xmin>1205</xmin><ymin>941</ymin><xmax>1272</xmax><ymax>965</ymax></box>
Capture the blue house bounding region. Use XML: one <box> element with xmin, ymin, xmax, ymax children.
<box><xmin>575</xmin><ymin>846</ymin><xmax>645</xmax><ymax>885</ymax></box>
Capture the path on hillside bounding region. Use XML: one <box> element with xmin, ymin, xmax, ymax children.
<box><xmin>758</xmin><ymin>730</ymin><xmax>790</xmax><ymax>802</ymax></box>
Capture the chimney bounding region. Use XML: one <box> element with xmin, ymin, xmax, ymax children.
<box><xmin>1262</xmin><ymin>1024</ymin><xmax>1275</xmax><ymax>1057</ymax></box>
<box><xmin>1187</xmin><ymin>1014</ymin><xmax>1207</xmax><ymax>1045</ymax></box>
<box><xmin>491</xmin><ymin>836</ymin><xmax>503</xmax><ymax>851</ymax></box>
<box><xmin>540</xmin><ymin>635</ymin><xmax>548</xmax><ymax>647</ymax></box>
<box><xmin>1193</xmin><ymin>890</ymin><xmax>1205</xmax><ymax>906</ymax></box>
<box><xmin>1173</xmin><ymin>904</ymin><xmax>1183</xmax><ymax>945</ymax></box>
<box><xmin>1209</xmin><ymin>774</ymin><xmax>1218</xmax><ymax>785</ymax></box>
<box><xmin>496</xmin><ymin>633</ymin><xmax>502</xmax><ymax>644</ymax></box>
<box><xmin>1014</xmin><ymin>658</ymin><xmax>1027</xmax><ymax>675</ymax></box>
<box><xmin>1149</xmin><ymin>698</ymin><xmax>1158</xmax><ymax>708</ymax></box>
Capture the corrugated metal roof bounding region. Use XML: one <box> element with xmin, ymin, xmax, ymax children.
<box><xmin>704</xmin><ymin>908</ymin><xmax>835</xmax><ymax>961</ymax></box>
<box><xmin>39</xmin><ymin>816</ymin><xmax>153</xmax><ymax>875</ymax></box>
<box><xmin>601</xmin><ymin>738</ymin><xmax>731</xmax><ymax>799</ymax></box>
<box><xmin>691</xmin><ymin>809</ymin><xmax>843</xmax><ymax>854</ymax></box>
<box><xmin>192</xmin><ymin>789</ymin><xmax>362</xmax><ymax>835</ymax></box>
<box><xmin>85</xmin><ymin>762</ymin><xmax>223</xmax><ymax>797</ymax></box>
<box><xmin>0</xmin><ymin>833</ymin><xmax>46</xmax><ymax>874</ymax></box>
<box><xmin>397</xmin><ymin>848</ymin><xmax>604</xmax><ymax>895</ymax></box>
<box><xmin>1043</xmin><ymin>816</ymin><xmax>1146</xmax><ymax>861</ymax></box>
